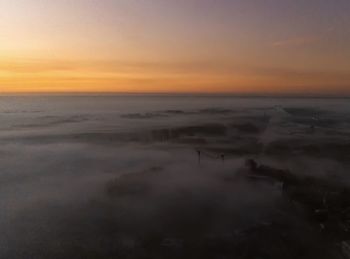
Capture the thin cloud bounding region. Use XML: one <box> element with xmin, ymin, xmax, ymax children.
<box><xmin>272</xmin><ymin>36</ymin><xmax>318</xmax><ymax>47</ymax></box>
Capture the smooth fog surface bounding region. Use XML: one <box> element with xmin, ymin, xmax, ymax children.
<box><xmin>0</xmin><ymin>96</ymin><xmax>349</xmax><ymax>258</ymax></box>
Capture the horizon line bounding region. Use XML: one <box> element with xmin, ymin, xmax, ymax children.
<box><xmin>0</xmin><ymin>91</ymin><xmax>349</xmax><ymax>98</ymax></box>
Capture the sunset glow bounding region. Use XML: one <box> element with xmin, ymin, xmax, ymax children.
<box><xmin>1</xmin><ymin>0</ymin><xmax>349</xmax><ymax>94</ymax></box>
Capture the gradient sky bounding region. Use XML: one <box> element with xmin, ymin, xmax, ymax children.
<box><xmin>1</xmin><ymin>0</ymin><xmax>350</xmax><ymax>94</ymax></box>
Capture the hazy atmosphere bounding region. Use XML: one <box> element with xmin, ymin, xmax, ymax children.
<box><xmin>0</xmin><ymin>96</ymin><xmax>350</xmax><ymax>258</ymax></box>
<box><xmin>1</xmin><ymin>1</ymin><xmax>350</xmax><ymax>258</ymax></box>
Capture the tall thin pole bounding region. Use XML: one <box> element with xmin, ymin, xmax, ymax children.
<box><xmin>196</xmin><ymin>149</ymin><xmax>201</xmax><ymax>164</ymax></box>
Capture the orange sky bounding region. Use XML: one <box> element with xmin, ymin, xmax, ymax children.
<box><xmin>1</xmin><ymin>0</ymin><xmax>350</xmax><ymax>95</ymax></box>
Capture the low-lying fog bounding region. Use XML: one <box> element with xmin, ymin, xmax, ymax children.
<box><xmin>0</xmin><ymin>96</ymin><xmax>349</xmax><ymax>258</ymax></box>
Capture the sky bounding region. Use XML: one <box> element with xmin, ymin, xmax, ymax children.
<box><xmin>0</xmin><ymin>0</ymin><xmax>350</xmax><ymax>94</ymax></box>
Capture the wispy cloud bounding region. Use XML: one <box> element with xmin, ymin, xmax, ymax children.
<box><xmin>272</xmin><ymin>36</ymin><xmax>318</xmax><ymax>47</ymax></box>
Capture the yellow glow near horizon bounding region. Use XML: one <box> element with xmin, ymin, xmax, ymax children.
<box><xmin>1</xmin><ymin>57</ymin><xmax>349</xmax><ymax>95</ymax></box>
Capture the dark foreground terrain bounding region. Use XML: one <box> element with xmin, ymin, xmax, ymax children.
<box><xmin>0</xmin><ymin>97</ymin><xmax>349</xmax><ymax>258</ymax></box>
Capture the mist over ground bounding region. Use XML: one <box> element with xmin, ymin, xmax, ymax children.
<box><xmin>0</xmin><ymin>96</ymin><xmax>349</xmax><ymax>258</ymax></box>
